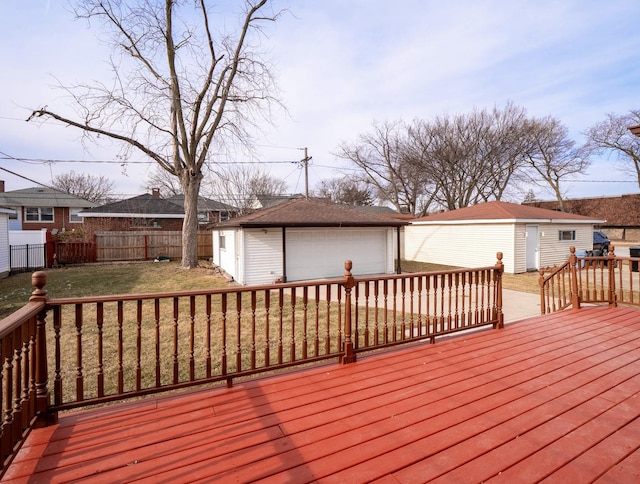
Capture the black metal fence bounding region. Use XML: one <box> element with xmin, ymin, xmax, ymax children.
<box><xmin>9</xmin><ymin>243</ymin><xmax>46</xmax><ymax>273</ymax></box>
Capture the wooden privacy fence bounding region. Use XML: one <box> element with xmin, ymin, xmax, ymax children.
<box><xmin>50</xmin><ymin>231</ymin><xmax>213</xmax><ymax>265</ymax></box>
<box><xmin>540</xmin><ymin>245</ymin><xmax>640</xmax><ymax>313</ymax></box>
<box><xmin>0</xmin><ymin>255</ymin><xmax>505</xmax><ymax>474</ymax></box>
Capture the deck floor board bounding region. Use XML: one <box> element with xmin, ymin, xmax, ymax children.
<box><xmin>4</xmin><ymin>305</ymin><xmax>640</xmax><ymax>483</ymax></box>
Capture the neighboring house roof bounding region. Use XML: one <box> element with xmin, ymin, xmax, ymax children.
<box><xmin>0</xmin><ymin>187</ymin><xmax>94</xmax><ymax>208</ymax></box>
<box><xmin>80</xmin><ymin>194</ymin><xmax>184</xmax><ymax>218</ymax></box>
<box><xmin>525</xmin><ymin>194</ymin><xmax>640</xmax><ymax>227</ymax></box>
<box><xmin>166</xmin><ymin>194</ymin><xmax>237</xmax><ymax>213</ymax></box>
<box><xmin>412</xmin><ymin>201</ymin><xmax>604</xmax><ymax>224</ymax></box>
<box><xmin>251</xmin><ymin>194</ymin><xmax>298</xmax><ymax>209</ymax></box>
<box><xmin>214</xmin><ymin>198</ymin><xmax>408</xmax><ymax>228</ymax></box>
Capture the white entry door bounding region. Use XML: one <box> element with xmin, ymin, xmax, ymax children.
<box><xmin>525</xmin><ymin>225</ymin><xmax>539</xmax><ymax>271</ymax></box>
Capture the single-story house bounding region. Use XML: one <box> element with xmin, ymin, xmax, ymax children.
<box><xmin>0</xmin><ymin>181</ymin><xmax>95</xmax><ymax>232</ymax></box>
<box><xmin>524</xmin><ymin>194</ymin><xmax>640</xmax><ymax>241</ymax></box>
<box><xmin>166</xmin><ymin>194</ymin><xmax>238</xmax><ymax>224</ymax></box>
<box><xmin>79</xmin><ymin>188</ymin><xmax>186</xmax><ymax>232</ymax></box>
<box><xmin>211</xmin><ymin>198</ymin><xmax>408</xmax><ymax>285</ymax></box>
<box><xmin>0</xmin><ymin>206</ymin><xmax>15</xmax><ymax>278</ymax></box>
<box><xmin>405</xmin><ymin>201</ymin><xmax>605</xmax><ymax>274</ymax></box>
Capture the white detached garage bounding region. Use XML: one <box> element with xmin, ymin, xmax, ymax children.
<box><xmin>405</xmin><ymin>201</ymin><xmax>605</xmax><ymax>274</ymax></box>
<box><xmin>212</xmin><ymin>198</ymin><xmax>407</xmax><ymax>285</ymax></box>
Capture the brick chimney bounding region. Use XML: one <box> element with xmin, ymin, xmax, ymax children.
<box><xmin>0</xmin><ymin>180</ymin><xmax>4</xmax><ymax>193</ymax></box>
<box><xmin>152</xmin><ymin>188</ymin><xmax>160</xmax><ymax>198</ymax></box>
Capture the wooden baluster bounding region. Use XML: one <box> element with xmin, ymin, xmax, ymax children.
<box><xmin>205</xmin><ymin>294</ymin><xmax>212</xmax><ymax>378</ymax></box>
<box><xmin>75</xmin><ymin>304</ymin><xmax>84</xmax><ymax>402</ymax></box>
<box><xmin>96</xmin><ymin>303</ymin><xmax>104</xmax><ymax>397</ymax></box>
<box><xmin>2</xmin><ymin>333</ymin><xmax>14</xmax><ymax>461</ymax></box>
<box><xmin>373</xmin><ymin>280</ymin><xmax>379</xmax><ymax>345</ymax></box>
<box><xmin>314</xmin><ymin>286</ymin><xmax>320</xmax><ymax>357</ymax></box>
<box><xmin>392</xmin><ymin>279</ymin><xmax>398</xmax><ymax>342</ymax></box>
<box><xmin>189</xmin><ymin>296</ymin><xmax>196</xmax><ymax>381</ymax></box>
<box><xmin>154</xmin><ymin>299</ymin><xmax>161</xmax><ymax>386</ymax></box>
<box><xmin>302</xmin><ymin>287</ymin><xmax>308</xmax><ymax>360</ymax></box>
<box><xmin>221</xmin><ymin>294</ymin><xmax>228</xmax><ymax>378</ymax></box>
<box><xmin>13</xmin><ymin>329</ymin><xmax>23</xmax><ymax>439</ymax></box>
<box><xmin>53</xmin><ymin>307</ymin><xmax>62</xmax><ymax>407</ymax></box>
<box><xmin>364</xmin><ymin>281</ymin><xmax>370</xmax><ymax>347</ymax></box>
<box><xmin>400</xmin><ymin>278</ymin><xmax>406</xmax><ymax>341</ymax></box>
<box><xmin>324</xmin><ymin>285</ymin><xmax>331</xmax><ymax>354</ymax></box>
<box><xmin>236</xmin><ymin>293</ymin><xmax>242</xmax><ymax>372</ymax></box>
<box><xmin>409</xmin><ymin>277</ymin><xmax>414</xmax><ymax>339</ymax></box>
<box><xmin>278</xmin><ymin>288</ymin><xmax>284</xmax><ymax>364</ymax></box>
<box><xmin>264</xmin><ymin>290</ymin><xmax>271</xmax><ymax>365</ymax></box>
<box><xmin>172</xmin><ymin>297</ymin><xmax>179</xmax><ymax>384</ymax></box>
<box><xmin>117</xmin><ymin>301</ymin><xmax>124</xmax><ymax>393</ymax></box>
<box><xmin>137</xmin><ymin>300</ymin><xmax>143</xmax><ymax>390</ymax></box>
<box><xmin>251</xmin><ymin>291</ymin><xmax>257</xmax><ymax>370</ymax></box>
<box><xmin>383</xmin><ymin>279</ymin><xmax>389</xmax><ymax>344</ymax></box>
<box><xmin>290</xmin><ymin>287</ymin><xmax>296</xmax><ymax>362</ymax></box>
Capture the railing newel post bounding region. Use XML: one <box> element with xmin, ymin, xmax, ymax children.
<box><xmin>569</xmin><ymin>246</ymin><xmax>581</xmax><ymax>310</ymax></box>
<box><xmin>340</xmin><ymin>260</ymin><xmax>357</xmax><ymax>364</ymax></box>
<box><xmin>494</xmin><ymin>252</ymin><xmax>504</xmax><ymax>329</ymax></box>
<box><xmin>29</xmin><ymin>271</ymin><xmax>54</xmax><ymax>425</ymax></box>
<box><xmin>608</xmin><ymin>245</ymin><xmax>617</xmax><ymax>307</ymax></box>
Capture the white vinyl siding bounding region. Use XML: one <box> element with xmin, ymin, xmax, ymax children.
<box><xmin>405</xmin><ymin>223</ymin><xmax>515</xmax><ymax>273</ymax></box>
<box><xmin>406</xmin><ymin>221</ymin><xmax>595</xmax><ymax>274</ymax></box>
<box><xmin>0</xmin><ymin>214</ymin><xmax>9</xmax><ymax>277</ymax></box>
<box><xmin>212</xmin><ymin>229</ymin><xmax>239</xmax><ymax>281</ymax></box>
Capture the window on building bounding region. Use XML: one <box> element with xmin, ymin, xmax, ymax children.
<box><xmin>220</xmin><ymin>211</ymin><xmax>230</xmax><ymax>221</ymax></box>
<box><xmin>69</xmin><ymin>208</ymin><xmax>83</xmax><ymax>223</ymax></box>
<box><xmin>219</xmin><ymin>234</ymin><xmax>226</xmax><ymax>249</ymax></box>
<box><xmin>558</xmin><ymin>230</ymin><xmax>576</xmax><ymax>241</ymax></box>
<box><xmin>198</xmin><ymin>211</ymin><xmax>210</xmax><ymax>223</ymax></box>
<box><xmin>25</xmin><ymin>207</ymin><xmax>54</xmax><ymax>222</ymax></box>
<box><xmin>8</xmin><ymin>208</ymin><xmax>17</xmax><ymax>220</ymax></box>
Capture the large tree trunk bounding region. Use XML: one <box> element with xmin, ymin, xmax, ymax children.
<box><xmin>180</xmin><ymin>172</ymin><xmax>203</xmax><ymax>269</ymax></box>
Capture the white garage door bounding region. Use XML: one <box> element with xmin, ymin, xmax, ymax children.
<box><xmin>286</xmin><ymin>228</ymin><xmax>387</xmax><ymax>281</ymax></box>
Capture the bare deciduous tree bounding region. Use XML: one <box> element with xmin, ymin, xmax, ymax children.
<box><xmin>51</xmin><ymin>170</ymin><xmax>115</xmax><ymax>204</ymax></box>
<box><xmin>336</xmin><ymin>120</ymin><xmax>436</xmax><ymax>215</ymax></box>
<box><xmin>144</xmin><ymin>166</ymin><xmax>183</xmax><ymax>198</ymax></box>
<box><xmin>315</xmin><ymin>176</ymin><xmax>373</xmax><ymax>206</ymax></box>
<box><xmin>523</xmin><ymin>116</ymin><xmax>590</xmax><ymax>211</ymax></box>
<box><xmin>584</xmin><ymin>109</ymin><xmax>640</xmax><ymax>188</ymax></box>
<box><xmin>27</xmin><ymin>0</ymin><xmax>283</xmax><ymax>268</ymax></box>
<box><xmin>207</xmin><ymin>163</ymin><xmax>286</xmax><ymax>214</ymax></box>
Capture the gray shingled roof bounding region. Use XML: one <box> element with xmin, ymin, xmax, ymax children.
<box><xmin>80</xmin><ymin>194</ymin><xmax>184</xmax><ymax>218</ymax></box>
<box><xmin>215</xmin><ymin>198</ymin><xmax>408</xmax><ymax>228</ymax></box>
<box><xmin>166</xmin><ymin>194</ymin><xmax>237</xmax><ymax>213</ymax></box>
<box><xmin>0</xmin><ymin>187</ymin><xmax>94</xmax><ymax>208</ymax></box>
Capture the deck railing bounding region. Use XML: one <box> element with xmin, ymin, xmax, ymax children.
<box><xmin>0</xmin><ymin>255</ymin><xmax>504</xmax><ymax>473</ymax></box>
<box><xmin>540</xmin><ymin>246</ymin><xmax>640</xmax><ymax>314</ymax></box>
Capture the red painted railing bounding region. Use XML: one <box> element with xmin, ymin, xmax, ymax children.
<box><xmin>0</xmin><ymin>255</ymin><xmax>504</xmax><ymax>474</ymax></box>
<box><xmin>540</xmin><ymin>246</ymin><xmax>640</xmax><ymax>314</ymax></box>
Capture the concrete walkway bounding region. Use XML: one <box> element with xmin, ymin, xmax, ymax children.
<box><xmin>503</xmin><ymin>288</ymin><xmax>541</xmax><ymax>323</ymax></box>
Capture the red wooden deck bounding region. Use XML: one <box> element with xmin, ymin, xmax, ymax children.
<box><xmin>4</xmin><ymin>306</ymin><xmax>640</xmax><ymax>483</ymax></box>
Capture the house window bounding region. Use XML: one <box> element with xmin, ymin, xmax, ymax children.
<box><xmin>220</xmin><ymin>212</ymin><xmax>230</xmax><ymax>221</ymax></box>
<box><xmin>69</xmin><ymin>208</ymin><xmax>83</xmax><ymax>223</ymax></box>
<box><xmin>8</xmin><ymin>208</ymin><xmax>17</xmax><ymax>220</ymax></box>
<box><xmin>558</xmin><ymin>230</ymin><xmax>576</xmax><ymax>241</ymax></box>
<box><xmin>219</xmin><ymin>234</ymin><xmax>226</xmax><ymax>249</ymax></box>
<box><xmin>25</xmin><ymin>207</ymin><xmax>54</xmax><ymax>222</ymax></box>
<box><xmin>198</xmin><ymin>211</ymin><xmax>210</xmax><ymax>223</ymax></box>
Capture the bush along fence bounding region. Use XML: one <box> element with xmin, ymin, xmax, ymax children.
<box><xmin>0</xmin><ymin>255</ymin><xmax>504</xmax><ymax>474</ymax></box>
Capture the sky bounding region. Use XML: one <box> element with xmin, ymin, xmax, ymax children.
<box><xmin>1</xmin><ymin>0</ymin><xmax>639</xmax><ymax>203</ymax></box>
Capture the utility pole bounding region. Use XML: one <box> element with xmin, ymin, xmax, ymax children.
<box><xmin>300</xmin><ymin>147</ymin><xmax>312</xmax><ymax>198</ymax></box>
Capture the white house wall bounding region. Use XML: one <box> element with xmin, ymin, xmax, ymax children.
<box><xmin>212</xmin><ymin>229</ymin><xmax>239</xmax><ymax>282</ymax></box>
<box><xmin>0</xmin><ymin>214</ymin><xmax>9</xmax><ymax>277</ymax></box>
<box><xmin>538</xmin><ymin>223</ymin><xmax>593</xmax><ymax>268</ymax></box>
<box><xmin>405</xmin><ymin>223</ymin><xmax>516</xmax><ymax>273</ymax></box>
